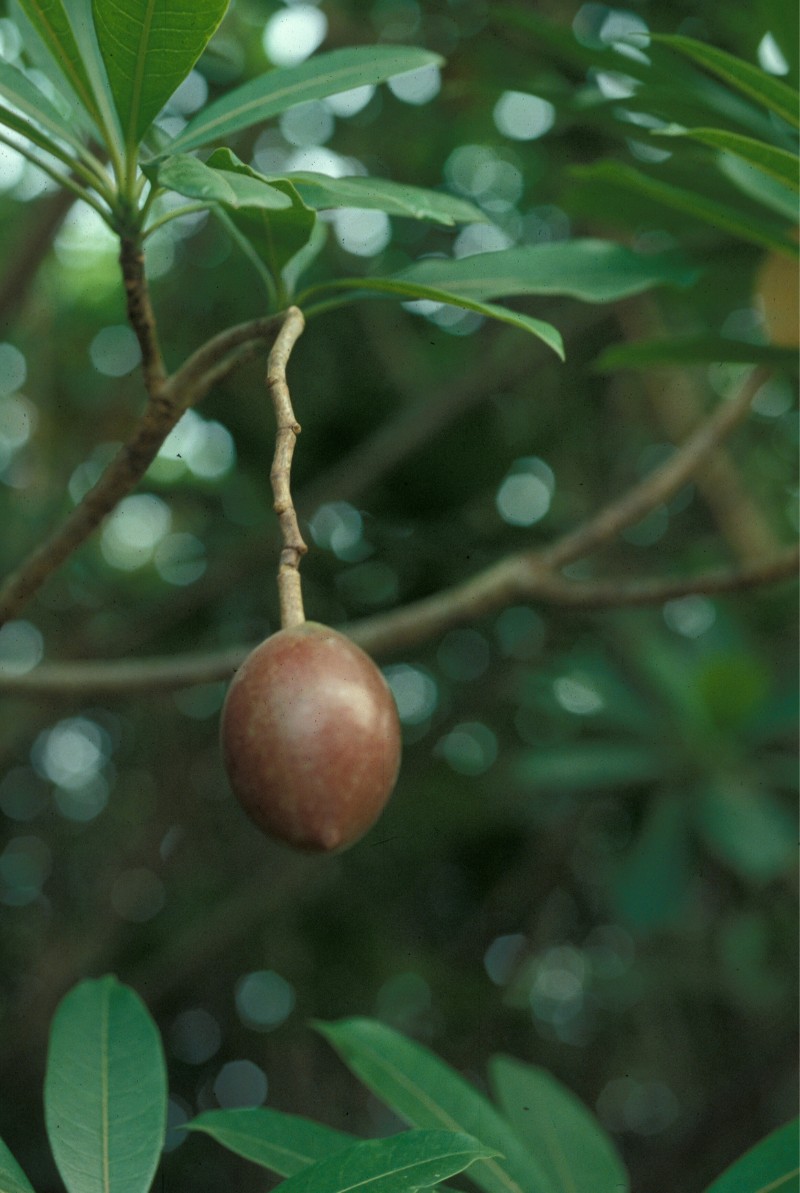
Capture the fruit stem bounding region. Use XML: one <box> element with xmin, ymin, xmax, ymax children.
<box><xmin>267</xmin><ymin>306</ymin><xmax>308</xmax><ymax>628</ymax></box>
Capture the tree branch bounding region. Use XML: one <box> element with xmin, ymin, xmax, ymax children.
<box><xmin>3</xmin><ymin>547</ymin><xmax>795</xmax><ymax>696</ymax></box>
<box><xmin>119</xmin><ymin>235</ymin><xmax>167</xmax><ymax>395</ymax></box>
<box><xmin>616</xmin><ymin>296</ymin><xmax>781</xmax><ymax>562</ymax></box>
<box><xmin>543</xmin><ymin>365</ymin><xmax>770</xmax><ymax>569</ymax></box>
<box><xmin>0</xmin><ymin>241</ymin><xmax>284</xmax><ymax>627</ymax></box>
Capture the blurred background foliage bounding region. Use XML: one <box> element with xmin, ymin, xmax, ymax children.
<box><xmin>0</xmin><ymin>0</ymin><xmax>797</xmax><ymax>1190</ymax></box>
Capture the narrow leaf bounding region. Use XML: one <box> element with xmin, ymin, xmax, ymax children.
<box><xmin>316</xmin><ymin>1018</ymin><xmax>557</xmax><ymax>1193</ymax></box>
<box><xmin>92</xmin><ymin>0</ymin><xmax>229</xmax><ymax>146</ymax></box>
<box><xmin>0</xmin><ymin>1138</ymin><xmax>35</xmax><ymax>1193</ymax></box>
<box><xmin>393</xmin><ymin>240</ymin><xmax>700</xmax><ymax>302</ymax></box>
<box><xmin>571</xmin><ymin>163</ymin><xmax>799</xmax><ymax>257</ymax></box>
<box><xmin>653</xmin><ymin>35</ymin><xmax>800</xmax><ymax>129</ymax></box>
<box><xmin>307</xmin><ymin>276</ymin><xmax>564</xmax><ymax>357</ymax></box>
<box><xmin>660</xmin><ymin>126</ymin><xmax>799</xmax><ymax>192</ymax></box>
<box><xmin>703</xmin><ymin>1118</ymin><xmax>799</xmax><ymax>1193</ymax></box>
<box><xmin>186</xmin><ymin>1108</ymin><xmax>355</xmax><ymax>1176</ymax></box>
<box><xmin>595</xmin><ymin>336</ymin><xmax>798</xmax><ymax>371</ymax></box>
<box><xmin>12</xmin><ymin>0</ymin><xmax>100</xmax><ymax>125</ymax></box>
<box><xmin>718</xmin><ymin>153</ymin><xmax>799</xmax><ymax>220</ymax></box>
<box><xmin>166</xmin><ymin>45</ymin><xmax>442</xmax><ymax>154</ymax></box>
<box><xmin>280</xmin><ymin>172</ymin><xmax>487</xmax><ymax>226</ymax></box>
<box><xmin>44</xmin><ymin>975</ymin><xmax>167</xmax><ymax>1193</ymax></box>
<box><xmin>0</xmin><ymin>58</ymin><xmax>86</xmax><ymax>151</ymax></box>
<box><xmin>0</xmin><ymin>99</ymin><xmax>78</xmax><ymax>167</ymax></box>
<box><xmin>513</xmin><ymin>742</ymin><xmax>662</xmax><ymax>792</ymax></box>
<box><xmin>490</xmin><ymin>1055</ymin><xmax>629</xmax><ymax>1193</ymax></box>
<box><xmin>64</xmin><ymin>0</ymin><xmax>125</xmax><ymax>156</ymax></box>
<box><xmin>271</xmin><ymin>1130</ymin><xmax>498</xmax><ymax>1193</ymax></box>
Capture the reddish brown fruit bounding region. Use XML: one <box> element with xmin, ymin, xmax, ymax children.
<box><xmin>220</xmin><ymin>622</ymin><xmax>401</xmax><ymax>852</ymax></box>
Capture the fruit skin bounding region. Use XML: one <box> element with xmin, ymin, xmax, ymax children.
<box><xmin>220</xmin><ymin>622</ymin><xmax>401</xmax><ymax>852</ymax></box>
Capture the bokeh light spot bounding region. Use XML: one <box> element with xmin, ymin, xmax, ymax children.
<box><xmin>384</xmin><ymin>664</ymin><xmax>438</xmax><ymax>725</ymax></box>
<box><xmin>236</xmin><ymin>970</ymin><xmax>296</xmax><ymax>1030</ymax></box>
<box><xmin>493</xmin><ymin>91</ymin><xmax>555</xmax><ymax>141</ymax></box>
<box><xmin>170</xmin><ymin>1008</ymin><xmax>222</xmax><ymax>1064</ymax></box>
<box><xmin>263</xmin><ymin>6</ymin><xmax>327</xmax><ymax>66</ymax></box>
<box><xmin>0</xmin><ymin>619</ymin><xmax>43</xmax><ymax>676</ymax></box>
<box><xmin>438</xmin><ymin>721</ymin><xmax>497</xmax><ymax>775</ymax></box>
<box><xmin>214</xmin><ymin>1060</ymin><xmax>268</xmax><ymax>1108</ymax></box>
<box><xmin>388</xmin><ymin>65</ymin><xmax>441</xmax><ymax>105</ymax></box>
<box><xmin>332</xmin><ymin>208</ymin><xmax>391</xmax><ymax>257</ymax></box>
<box><xmin>100</xmin><ymin>494</ymin><xmax>172</xmax><ymax>570</ymax></box>
<box><xmin>0</xmin><ymin>343</ymin><xmax>27</xmax><ymax>396</ymax></box>
<box><xmin>89</xmin><ymin>325</ymin><xmax>142</xmax><ymax>377</ymax></box>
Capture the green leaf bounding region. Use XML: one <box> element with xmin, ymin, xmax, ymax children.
<box><xmin>489</xmin><ymin>1055</ymin><xmax>629</xmax><ymax>1193</ymax></box>
<box><xmin>718</xmin><ymin>153</ymin><xmax>799</xmax><ymax>220</ymax></box>
<box><xmin>266</xmin><ymin>1130</ymin><xmax>498</xmax><ymax>1193</ymax></box>
<box><xmin>92</xmin><ymin>0</ymin><xmax>229</xmax><ymax>147</ymax></box>
<box><xmin>155</xmin><ymin>152</ymin><xmax>292</xmax><ymax>209</ymax></box>
<box><xmin>695</xmin><ymin>782</ymin><xmax>796</xmax><ymax>882</ymax></box>
<box><xmin>186</xmin><ymin>1108</ymin><xmax>355</xmax><ymax>1176</ymax></box>
<box><xmin>595</xmin><ymin>336</ymin><xmax>799</xmax><ymax>371</ymax></box>
<box><xmin>0</xmin><ymin>58</ymin><xmax>86</xmax><ymax>151</ymax></box>
<box><xmin>703</xmin><ymin>1118</ymin><xmax>800</xmax><ymax>1193</ymax></box>
<box><xmin>316</xmin><ymin>1018</ymin><xmax>556</xmax><ymax>1193</ymax></box>
<box><xmin>44</xmin><ymin>975</ymin><xmax>167</xmax><ymax>1193</ymax></box>
<box><xmin>12</xmin><ymin>0</ymin><xmax>100</xmax><ymax>125</ymax></box>
<box><xmin>279</xmin><ymin>172</ymin><xmax>486</xmax><ymax>226</ymax></box>
<box><xmin>660</xmin><ymin>126</ymin><xmax>799</xmax><ymax>192</ymax></box>
<box><xmin>63</xmin><ymin>0</ymin><xmax>126</xmax><ymax>155</ymax></box>
<box><xmin>206</xmin><ymin>149</ymin><xmax>316</xmax><ymax>279</ymax></box>
<box><xmin>393</xmin><ymin>240</ymin><xmax>700</xmax><ymax>302</ymax></box>
<box><xmin>11</xmin><ymin>0</ymin><xmax>124</xmax><ymax>160</ymax></box>
<box><xmin>614</xmin><ymin>793</ymin><xmax>692</xmax><ymax>929</ymax></box>
<box><xmin>513</xmin><ymin>742</ymin><xmax>662</xmax><ymax>792</ymax></box>
<box><xmin>570</xmin><ymin>163</ymin><xmax>799</xmax><ymax>257</ymax></box>
<box><xmin>653</xmin><ymin>35</ymin><xmax>800</xmax><ymax>129</ymax></box>
<box><xmin>165</xmin><ymin>45</ymin><xmax>443</xmax><ymax>154</ymax></box>
<box><xmin>303</xmin><ymin>275</ymin><xmax>564</xmax><ymax>357</ymax></box>
<box><xmin>0</xmin><ymin>1137</ymin><xmax>35</xmax><ymax>1193</ymax></box>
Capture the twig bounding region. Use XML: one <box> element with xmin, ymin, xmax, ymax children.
<box><xmin>267</xmin><ymin>306</ymin><xmax>307</xmax><ymax>629</ymax></box>
<box><xmin>0</xmin><ymin>260</ymin><xmax>284</xmax><ymax>627</ymax></box>
<box><xmin>3</xmin><ymin>547</ymin><xmax>795</xmax><ymax>696</ymax></box>
<box><xmin>543</xmin><ymin>365</ymin><xmax>771</xmax><ymax>569</ymax></box>
<box><xmin>169</xmin><ymin>313</ymin><xmax>284</xmax><ymax>395</ymax></box>
<box><xmin>616</xmin><ymin>296</ymin><xmax>781</xmax><ymax>562</ymax></box>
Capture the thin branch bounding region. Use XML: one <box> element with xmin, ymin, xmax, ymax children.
<box><xmin>267</xmin><ymin>306</ymin><xmax>307</xmax><ymax>628</ymax></box>
<box><xmin>169</xmin><ymin>314</ymin><xmax>283</xmax><ymax>395</ymax></box>
<box><xmin>3</xmin><ymin>547</ymin><xmax>795</xmax><ymax>696</ymax></box>
<box><xmin>543</xmin><ymin>365</ymin><xmax>771</xmax><ymax>570</ymax></box>
<box><xmin>616</xmin><ymin>296</ymin><xmax>781</xmax><ymax>562</ymax></box>
<box><xmin>0</xmin><ymin>257</ymin><xmax>284</xmax><ymax>626</ymax></box>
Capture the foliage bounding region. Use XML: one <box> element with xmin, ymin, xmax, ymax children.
<box><xmin>1</xmin><ymin>976</ymin><xmax>797</xmax><ymax>1191</ymax></box>
<box><xmin>0</xmin><ymin>1</ymin><xmax>796</xmax><ymax>1192</ymax></box>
